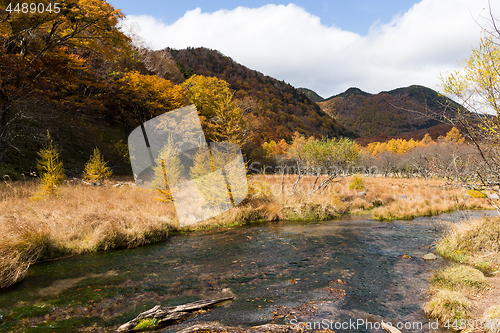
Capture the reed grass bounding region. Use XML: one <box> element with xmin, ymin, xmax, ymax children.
<box><xmin>0</xmin><ymin>180</ymin><xmax>176</xmax><ymax>288</ymax></box>
<box><xmin>436</xmin><ymin>216</ymin><xmax>500</xmax><ymax>272</ymax></box>
<box><xmin>426</xmin><ymin>216</ymin><xmax>500</xmax><ymax>327</ymax></box>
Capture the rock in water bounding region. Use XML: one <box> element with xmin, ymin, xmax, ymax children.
<box><xmin>422</xmin><ymin>253</ymin><xmax>438</xmax><ymax>260</ymax></box>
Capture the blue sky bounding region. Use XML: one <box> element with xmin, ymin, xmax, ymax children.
<box><xmin>112</xmin><ymin>0</ymin><xmax>498</xmax><ymax>97</ymax></box>
<box><xmin>110</xmin><ymin>0</ymin><xmax>419</xmax><ymax>36</ymax></box>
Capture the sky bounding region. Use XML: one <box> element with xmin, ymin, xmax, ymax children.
<box><xmin>111</xmin><ymin>0</ymin><xmax>499</xmax><ymax>98</ymax></box>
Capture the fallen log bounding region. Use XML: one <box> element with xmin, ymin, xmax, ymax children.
<box><xmin>117</xmin><ymin>297</ymin><xmax>234</xmax><ymax>332</ymax></box>
<box><xmin>176</xmin><ymin>323</ymin><xmax>292</xmax><ymax>333</ymax></box>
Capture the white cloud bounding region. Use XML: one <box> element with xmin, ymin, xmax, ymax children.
<box><xmin>120</xmin><ymin>0</ymin><xmax>497</xmax><ymax>98</ymax></box>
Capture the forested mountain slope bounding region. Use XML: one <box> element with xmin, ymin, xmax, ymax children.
<box><xmin>318</xmin><ymin>85</ymin><xmax>460</xmax><ymax>138</ymax></box>
<box><xmin>165</xmin><ymin>47</ymin><xmax>354</xmax><ymax>145</ymax></box>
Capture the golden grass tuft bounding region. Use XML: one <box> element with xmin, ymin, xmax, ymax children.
<box><xmin>431</xmin><ymin>265</ymin><xmax>489</xmax><ymax>294</ymax></box>
<box><xmin>427</xmin><ymin>216</ymin><xmax>499</xmax><ymax>327</ymax></box>
<box><xmin>0</xmin><ymin>222</ymin><xmax>51</xmax><ymax>289</ymax></box>
<box><xmin>484</xmin><ymin>306</ymin><xmax>500</xmax><ymax>333</ymax></box>
<box><xmin>424</xmin><ymin>289</ymin><xmax>473</xmax><ymax>322</ymax></box>
<box><xmin>436</xmin><ymin>217</ymin><xmax>500</xmax><ymax>272</ymax></box>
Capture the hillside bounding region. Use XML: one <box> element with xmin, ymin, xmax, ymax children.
<box><xmin>165</xmin><ymin>47</ymin><xmax>354</xmax><ymax>146</ymax></box>
<box><xmin>297</xmin><ymin>88</ymin><xmax>325</xmax><ymax>102</ymax></box>
<box><xmin>318</xmin><ymin>85</ymin><xmax>460</xmax><ymax>139</ymax></box>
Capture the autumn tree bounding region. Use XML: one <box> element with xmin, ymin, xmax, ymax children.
<box><xmin>182</xmin><ymin>75</ymin><xmax>248</xmax><ymax>145</ymax></box>
<box><xmin>286</xmin><ymin>133</ymin><xmax>360</xmax><ymax>195</ymax></box>
<box><xmin>114</xmin><ymin>71</ymin><xmax>187</xmax><ymax>128</ymax></box>
<box><xmin>441</xmin><ymin>10</ymin><xmax>500</xmax><ymax>201</ymax></box>
<box><xmin>82</xmin><ymin>148</ymin><xmax>112</xmax><ymax>183</ymax></box>
<box><xmin>34</xmin><ymin>132</ymin><xmax>65</xmax><ymax>197</ymax></box>
<box><xmin>0</xmin><ymin>0</ymin><xmax>131</xmax><ymax>164</ymax></box>
<box><xmin>153</xmin><ymin>137</ymin><xmax>184</xmax><ymax>202</ymax></box>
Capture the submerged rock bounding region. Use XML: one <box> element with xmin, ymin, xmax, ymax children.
<box><xmin>422</xmin><ymin>253</ymin><xmax>438</xmax><ymax>261</ymax></box>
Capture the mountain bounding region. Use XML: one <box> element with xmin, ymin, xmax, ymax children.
<box><xmin>318</xmin><ymin>85</ymin><xmax>460</xmax><ymax>139</ymax></box>
<box><xmin>165</xmin><ymin>47</ymin><xmax>354</xmax><ymax>147</ymax></box>
<box><xmin>297</xmin><ymin>88</ymin><xmax>325</xmax><ymax>102</ymax></box>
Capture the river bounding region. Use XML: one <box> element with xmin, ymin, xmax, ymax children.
<box><xmin>0</xmin><ymin>211</ymin><xmax>495</xmax><ymax>333</ymax></box>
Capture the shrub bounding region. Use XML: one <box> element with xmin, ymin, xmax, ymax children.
<box><xmin>248</xmin><ymin>179</ymin><xmax>272</xmax><ymax>199</ymax></box>
<box><xmin>82</xmin><ymin>148</ymin><xmax>112</xmax><ymax>183</ymax></box>
<box><xmin>349</xmin><ymin>174</ymin><xmax>365</xmax><ymax>191</ymax></box>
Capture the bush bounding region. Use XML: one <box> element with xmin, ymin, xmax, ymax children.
<box><xmin>248</xmin><ymin>179</ymin><xmax>272</xmax><ymax>199</ymax></box>
<box><xmin>349</xmin><ymin>175</ymin><xmax>365</xmax><ymax>191</ymax></box>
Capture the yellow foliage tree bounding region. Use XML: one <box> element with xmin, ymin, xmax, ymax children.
<box><xmin>441</xmin><ymin>23</ymin><xmax>500</xmax><ymax>197</ymax></box>
<box><xmin>182</xmin><ymin>75</ymin><xmax>248</xmax><ymax>145</ymax></box>
<box><xmin>82</xmin><ymin>148</ymin><xmax>112</xmax><ymax>183</ymax></box>
<box><xmin>419</xmin><ymin>133</ymin><xmax>435</xmax><ymax>146</ymax></box>
<box><xmin>153</xmin><ymin>138</ymin><xmax>184</xmax><ymax>202</ymax></box>
<box><xmin>118</xmin><ymin>71</ymin><xmax>187</xmax><ymax>123</ymax></box>
<box><xmin>34</xmin><ymin>132</ymin><xmax>66</xmax><ymax>197</ymax></box>
<box><xmin>445</xmin><ymin>127</ymin><xmax>465</xmax><ymax>144</ymax></box>
<box><xmin>0</xmin><ymin>0</ymin><xmax>129</xmax><ymax>61</ymax></box>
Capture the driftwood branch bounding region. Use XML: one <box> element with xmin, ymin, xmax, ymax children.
<box><xmin>177</xmin><ymin>323</ymin><xmax>292</xmax><ymax>333</ymax></box>
<box><xmin>117</xmin><ymin>297</ymin><xmax>234</xmax><ymax>332</ymax></box>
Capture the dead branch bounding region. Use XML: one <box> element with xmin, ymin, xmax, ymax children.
<box><xmin>116</xmin><ymin>297</ymin><xmax>234</xmax><ymax>332</ymax></box>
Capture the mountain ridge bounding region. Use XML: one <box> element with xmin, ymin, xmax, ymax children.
<box><xmin>317</xmin><ymin>84</ymin><xmax>459</xmax><ymax>139</ymax></box>
<box><xmin>165</xmin><ymin>47</ymin><xmax>356</xmax><ymax>146</ymax></box>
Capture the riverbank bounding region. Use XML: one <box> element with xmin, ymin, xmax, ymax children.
<box><xmin>0</xmin><ymin>175</ymin><xmax>494</xmax><ymax>289</ymax></box>
<box><xmin>425</xmin><ymin>215</ymin><xmax>500</xmax><ymax>331</ymax></box>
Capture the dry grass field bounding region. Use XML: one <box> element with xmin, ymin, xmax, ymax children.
<box><xmin>0</xmin><ymin>175</ymin><xmax>495</xmax><ymax>289</ymax></box>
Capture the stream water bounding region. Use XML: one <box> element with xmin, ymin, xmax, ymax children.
<box><xmin>0</xmin><ymin>211</ymin><xmax>496</xmax><ymax>333</ymax></box>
